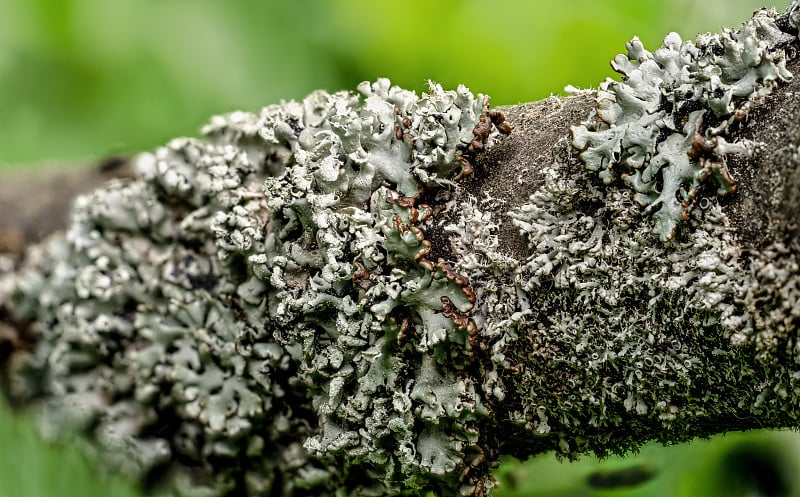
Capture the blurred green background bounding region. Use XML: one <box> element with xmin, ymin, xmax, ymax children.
<box><xmin>0</xmin><ymin>0</ymin><xmax>790</xmax><ymax>166</ymax></box>
<box><xmin>1</xmin><ymin>0</ymin><xmax>798</xmax><ymax>496</ymax></box>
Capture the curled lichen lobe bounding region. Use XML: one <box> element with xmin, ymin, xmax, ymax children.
<box><xmin>3</xmin><ymin>78</ymin><xmax>510</xmax><ymax>497</ymax></box>
<box><xmin>570</xmin><ymin>7</ymin><xmax>795</xmax><ymax>240</ymax></box>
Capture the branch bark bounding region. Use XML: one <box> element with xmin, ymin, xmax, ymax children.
<box><xmin>0</xmin><ymin>157</ymin><xmax>134</xmax><ymax>253</ymax></box>
<box><xmin>2</xmin><ymin>4</ymin><xmax>800</xmax><ymax>497</ymax></box>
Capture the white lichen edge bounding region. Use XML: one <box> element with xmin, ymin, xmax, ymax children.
<box><xmin>2</xmin><ymin>3</ymin><xmax>800</xmax><ymax>497</ymax></box>
<box><xmin>4</xmin><ymin>78</ymin><xmax>505</xmax><ymax>497</ymax></box>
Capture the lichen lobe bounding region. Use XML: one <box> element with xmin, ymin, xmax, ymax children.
<box><xmin>571</xmin><ymin>7</ymin><xmax>795</xmax><ymax>240</ymax></box>
<box><xmin>1</xmin><ymin>79</ymin><xmax>509</xmax><ymax>497</ymax></box>
<box><xmin>429</xmin><ymin>0</ymin><xmax>800</xmax><ymax>467</ymax></box>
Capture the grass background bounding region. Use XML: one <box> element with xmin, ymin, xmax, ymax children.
<box><xmin>1</xmin><ymin>1</ymin><xmax>798</xmax><ymax>496</ymax></box>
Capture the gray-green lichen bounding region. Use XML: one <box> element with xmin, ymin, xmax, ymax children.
<box><xmin>446</xmin><ymin>1</ymin><xmax>800</xmax><ymax>459</ymax></box>
<box><xmin>571</xmin><ymin>6</ymin><xmax>795</xmax><ymax>240</ymax></box>
<box><xmin>1</xmin><ymin>79</ymin><xmax>508</xmax><ymax>497</ymax></box>
<box><xmin>416</xmin><ymin>0</ymin><xmax>800</xmax><ymax>461</ymax></box>
<box><xmin>3</xmin><ymin>3</ymin><xmax>800</xmax><ymax>497</ymax></box>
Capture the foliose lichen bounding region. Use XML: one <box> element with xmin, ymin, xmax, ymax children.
<box><xmin>571</xmin><ymin>7</ymin><xmax>795</xmax><ymax>240</ymax></box>
<box><xmin>413</xmin><ymin>0</ymin><xmax>800</xmax><ymax>464</ymax></box>
<box><xmin>3</xmin><ymin>4</ymin><xmax>800</xmax><ymax>497</ymax></box>
<box><xmin>2</xmin><ymin>78</ymin><xmax>510</xmax><ymax>497</ymax></box>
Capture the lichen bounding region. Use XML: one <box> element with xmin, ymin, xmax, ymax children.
<box><xmin>3</xmin><ymin>3</ymin><xmax>800</xmax><ymax>497</ymax></box>
<box><xmin>570</xmin><ymin>7</ymin><xmax>795</xmax><ymax>240</ymax></box>
<box><xmin>2</xmin><ymin>78</ymin><xmax>509</xmax><ymax>497</ymax></box>
<box><xmin>438</xmin><ymin>149</ymin><xmax>751</xmax><ymax>458</ymax></box>
<box><xmin>436</xmin><ymin>1</ymin><xmax>800</xmax><ymax>461</ymax></box>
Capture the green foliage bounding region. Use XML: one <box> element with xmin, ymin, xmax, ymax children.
<box><xmin>493</xmin><ymin>432</ymin><xmax>800</xmax><ymax>497</ymax></box>
<box><xmin>0</xmin><ymin>0</ymin><xmax>778</xmax><ymax>166</ymax></box>
<box><xmin>0</xmin><ymin>401</ymin><xmax>155</xmax><ymax>497</ymax></box>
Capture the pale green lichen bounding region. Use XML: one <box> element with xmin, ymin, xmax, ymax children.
<box><xmin>422</xmin><ymin>0</ymin><xmax>800</xmax><ymax>462</ymax></box>
<box><xmin>3</xmin><ymin>4</ymin><xmax>800</xmax><ymax>497</ymax></box>
<box><xmin>441</xmin><ymin>156</ymin><xmax>746</xmax><ymax>455</ymax></box>
<box><xmin>2</xmin><ymin>79</ymin><xmax>507</xmax><ymax>497</ymax></box>
<box><xmin>571</xmin><ymin>7</ymin><xmax>794</xmax><ymax>240</ymax></box>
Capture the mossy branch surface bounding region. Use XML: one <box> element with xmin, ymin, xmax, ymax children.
<box><xmin>2</xmin><ymin>3</ymin><xmax>800</xmax><ymax>497</ymax></box>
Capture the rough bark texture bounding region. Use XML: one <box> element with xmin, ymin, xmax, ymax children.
<box><xmin>2</xmin><ymin>4</ymin><xmax>800</xmax><ymax>497</ymax></box>
<box><xmin>458</xmin><ymin>55</ymin><xmax>800</xmax><ymax>459</ymax></box>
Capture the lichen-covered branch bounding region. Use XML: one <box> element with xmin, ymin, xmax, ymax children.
<box><xmin>1</xmin><ymin>3</ymin><xmax>800</xmax><ymax>497</ymax></box>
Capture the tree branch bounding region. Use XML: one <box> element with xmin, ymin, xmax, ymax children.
<box><xmin>2</xmin><ymin>4</ymin><xmax>800</xmax><ymax>497</ymax></box>
<box><xmin>0</xmin><ymin>157</ymin><xmax>134</xmax><ymax>253</ymax></box>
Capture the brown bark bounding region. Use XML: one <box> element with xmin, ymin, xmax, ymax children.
<box><xmin>0</xmin><ymin>156</ymin><xmax>134</xmax><ymax>257</ymax></box>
